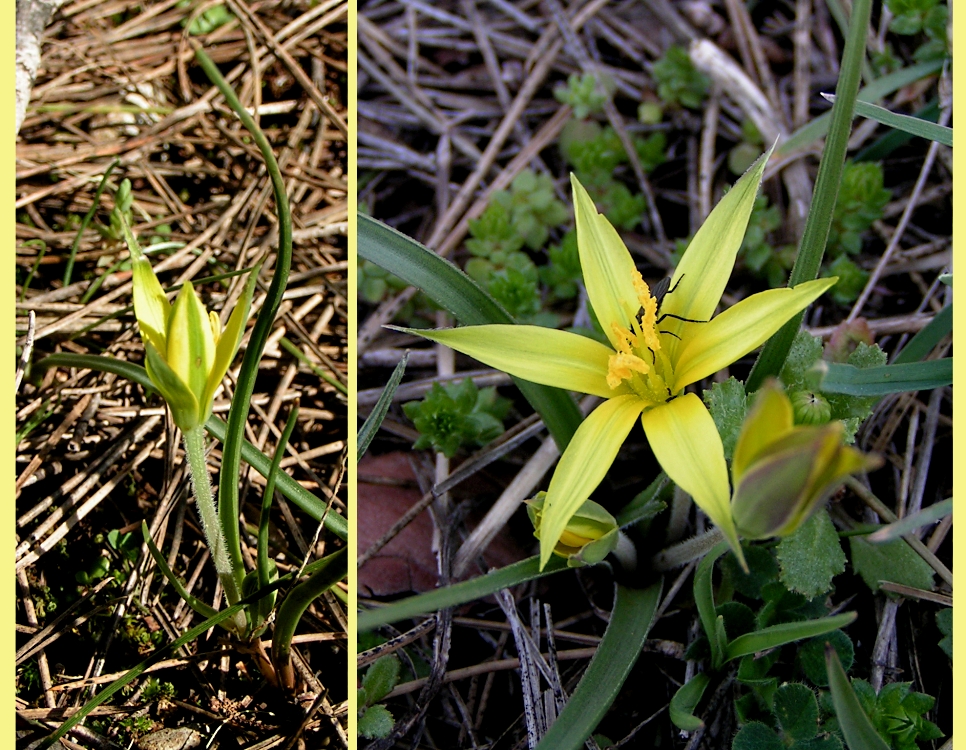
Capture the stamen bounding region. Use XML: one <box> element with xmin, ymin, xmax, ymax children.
<box><xmin>607</xmin><ymin>352</ymin><xmax>649</xmax><ymax>390</ymax></box>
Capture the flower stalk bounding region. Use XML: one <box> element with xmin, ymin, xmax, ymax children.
<box><xmin>181</xmin><ymin>425</ymin><xmax>248</xmax><ymax>633</ymax></box>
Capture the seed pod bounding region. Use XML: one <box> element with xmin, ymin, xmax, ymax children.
<box><xmin>790</xmin><ymin>390</ymin><xmax>832</xmax><ymax>425</ymax></box>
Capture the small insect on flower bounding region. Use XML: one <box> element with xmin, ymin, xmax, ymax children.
<box><xmin>637</xmin><ymin>274</ymin><xmax>708</xmax><ymax>340</ymax></box>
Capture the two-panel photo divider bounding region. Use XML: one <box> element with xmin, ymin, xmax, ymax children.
<box><xmin>15</xmin><ymin>0</ymin><xmax>954</xmax><ymax>748</ymax></box>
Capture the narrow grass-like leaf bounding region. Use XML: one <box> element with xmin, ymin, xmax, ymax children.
<box><xmin>826</xmin><ymin>644</ymin><xmax>890</xmax><ymax>750</ymax></box>
<box><xmin>34</xmin><ymin>354</ymin><xmax>346</xmax><ymax>538</ymax></box>
<box><xmin>892</xmin><ymin>305</ymin><xmax>951</xmax><ymax>365</ymax></box>
<box><xmin>725</xmin><ymin>612</ymin><xmax>857</xmax><ymax>662</ymax></box>
<box><xmin>63</xmin><ymin>159</ymin><xmax>119</xmax><ymax>286</ymax></box>
<box><xmin>856</xmin><ymin>100</ymin><xmax>940</xmax><ymax>161</ymax></box>
<box><xmin>358</xmin><ymin>352</ymin><xmax>408</xmax><ymax>461</ymax></box>
<box><xmin>255</xmin><ymin>404</ymin><xmax>300</xmax><ymax>627</ymax></box>
<box><xmin>811</xmin><ymin>359</ymin><xmax>952</xmax><ymax>396</ymax></box>
<box><xmin>616</xmin><ymin>472</ymin><xmax>668</xmax><ymax>527</ymax></box>
<box><xmin>694</xmin><ymin>543</ymin><xmax>729</xmax><ymax>669</ymax></box>
<box><xmin>193</xmin><ymin>44</ymin><xmax>295</xmax><ymax>596</ymax></box>
<box><xmin>358</xmin><ymin>555</ymin><xmax>569</xmax><ymax>631</ymax></box>
<box><xmin>867</xmin><ymin>498</ymin><xmax>952</xmax><ymax>543</ymax></box>
<box><xmin>358</xmin><ymin>213</ymin><xmax>583</xmax><ymax>448</ymax></box>
<box><xmin>141</xmin><ymin>522</ymin><xmax>220</xmax><ymax>622</ymax></box>
<box><xmin>823</xmin><ymin>94</ymin><xmax>952</xmax><ymax>147</ymax></box>
<box><xmin>746</xmin><ymin>0</ymin><xmax>873</xmax><ymax>391</ymax></box>
<box><xmin>279</xmin><ymin>337</ymin><xmax>347</xmax><ymax>394</ymax></box>
<box><xmin>778</xmin><ymin>60</ymin><xmax>944</xmax><ymax>157</ymax></box>
<box><xmin>535</xmin><ymin>582</ymin><xmax>662</xmax><ymax>750</ymax></box>
<box><xmin>272</xmin><ymin>547</ymin><xmax>348</xmax><ymax>691</ymax></box>
<box><xmin>20</xmin><ymin>240</ymin><xmax>47</xmax><ymax>302</ymax></box>
<box><xmin>670</xmin><ymin>673</ymin><xmax>710</xmax><ymax>731</ymax></box>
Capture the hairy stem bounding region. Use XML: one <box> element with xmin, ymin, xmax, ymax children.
<box><xmin>651</xmin><ymin>527</ymin><xmax>725</xmax><ymax>572</ymax></box>
<box><xmin>182</xmin><ymin>426</ymin><xmax>246</xmax><ymax>631</ymax></box>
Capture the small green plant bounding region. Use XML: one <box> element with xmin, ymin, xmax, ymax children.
<box><xmin>553</xmin><ymin>73</ymin><xmax>613</xmax><ymax>119</ymax></box>
<box><xmin>539</xmin><ymin>230</ymin><xmax>582</xmax><ymax>301</ymax></box>
<box><xmin>97</xmin><ymin>178</ymin><xmax>134</xmax><ymax>242</ymax></box>
<box><xmin>826</xmin><ymin>161</ymin><xmax>891</xmax><ymax>258</ymax></box>
<box><xmin>733</xmin><ymin>683</ymin><xmax>838</xmax><ymax>750</ymax></box>
<box><xmin>652</xmin><ymin>45</ymin><xmax>710</xmax><ymax>109</ymax></box>
<box><xmin>885</xmin><ymin>0</ymin><xmax>949</xmax><ymax>60</ymax></box>
<box><xmin>739</xmin><ymin>194</ymin><xmax>796</xmax><ymax>288</ymax></box>
<box><xmin>778</xmin><ymin>328</ymin><xmax>887</xmax><ymax>441</ymax></box>
<box><xmin>140</xmin><ymin>676</ymin><xmax>176</xmax><ymax>702</ymax></box>
<box><xmin>403</xmin><ymin>379</ymin><xmax>511</xmax><ymax>458</ymax></box>
<box><xmin>835</xmin><ymin>681</ymin><xmax>943</xmax><ymax>750</ymax></box>
<box><xmin>358</xmin><ymin>655</ymin><xmax>401</xmax><ymax>740</ymax></box>
<box><xmin>558</xmin><ymin>120</ymin><xmax>665</xmax><ymax>230</ymax></box>
<box><xmin>117</xmin><ymin>716</ymin><xmax>155</xmax><ymax>742</ymax></box>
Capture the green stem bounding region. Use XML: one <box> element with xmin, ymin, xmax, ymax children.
<box><xmin>651</xmin><ymin>527</ymin><xmax>725</xmax><ymax>571</ymax></box>
<box><xmin>182</xmin><ymin>426</ymin><xmax>246</xmax><ymax>631</ymax></box>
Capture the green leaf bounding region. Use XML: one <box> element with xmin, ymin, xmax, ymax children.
<box><xmin>736</xmin><ymin>649</ymin><xmax>780</xmax><ymax>686</ymax></box>
<box><xmin>822</xmin><ymin>95</ymin><xmax>952</xmax><ymax>146</ymax></box>
<box><xmin>866</xmin><ymin>498</ymin><xmax>952</xmax><ymax>543</ymax></box>
<box><xmin>774</xmin><ymin>683</ymin><xmax>819</xmax><ymax>741</ymax></box>
<box><xmin>810</xmin><ymin>359</ymin><xmax>952</xmax><ymax>396</ymax></box>
<box><xmin>745</xmin><ymin>0</ymin><xmax>875</xmax><ymax>391</ymax></box>
<box><xmin>358</xmin><ymin>213</ymin><xmax>583</xmax><ymax>449</ymax></box>
<box><xmin>357</xmin><ymin>555</ymin><xmax>569</xmax><ymax>631</ymax></box>
<box><xmin>798</xmin><ymin>630</ymin><xmax>854</xmax><ymax>687</ymax></box>
<box><xmin>733</xmin><ymin>722</ymin><xmax>785</xmax><ymax>750</ymax></box>
<box><xmin>358</xmin><ymin>705</ymin><xmax>395</xmax><ymax>739</ymax></box>
<box><xmin>892</xmin><ymin>304</ymin><xmax>951</xmax><ymax>364</ymax></box>
<box><xmin>534</xmin><ymin>582</ymin><xmax>662</xmax><ymax>750</ymax></box>
<box><xmin>362</xmin><ymin>655</ymin><xmax>401</xmax><ymax>704</ymax></box>
<box><xmin>669</xmin><ymin>673</ymin><xmax>709</xmax><ymax>731</ymax></box>
<box><xmin>725</xmin><ymin>612</ymin><xmax>857</xmax><ymax>662</ymax></box>
<box><xmin>936</xmin><ymin>608</ymin><xmax>952</xmax><ymax>659</ymax></box>
<box><xmin>703</xmin><ymin>377</ymin><xmax>749</xmax><ymax>461</ymax></box>
<box><xmin>778</xmin><ymin>59</ymin><xmax>945</xmax><ymax>157</ymax></box>
<box><xmin>722</xmin><ymin>545</ymin><xmax>779</xmax><ymax>600</ymax></box>
<box><xmin>776</xmin><ymin>511</ymin><xmax>846</xmax><ymax>598</ymax></box>
<box><xmin>849</xmin><ymin>536</ymin><xmax>936</xmax><ymax>593</ymax></box>
<box><xmin>193</xmin><ymin>45</ymin><xmax>296</xmax><ymax>599</ymax></box>
<box><xmin>694</xmin><ymin>543</ymin><xmax>729</xmax><ymax>669</ymax></box>
<box><xmin>615</xmin><ymin>473</ymin><xmax>668</xmax><ymax>527</ymax></box>
<box><xmin>825</xmin><ymin>645</ymin><xmax>891</xmax><ymax>750</ymax></box>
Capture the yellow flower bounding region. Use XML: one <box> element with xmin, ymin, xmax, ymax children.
<box><xmin>731</xmin><ymin>381</ymin><xmax>881</xmax><ymax>539</ymax></box>
<box><xmin>131</xmin><ymin>254</ymin><xmax>258</xmax><ymax>432</ymax></box>
<box><xmin>399</xmin><ymin>149</ymin><xmax>836</xmax><ymax>568</ymax></box>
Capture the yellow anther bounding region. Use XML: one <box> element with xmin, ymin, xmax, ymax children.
<box><xmin>606</xmin><ymin>352</ymin><xmax>649</xmax><ymax>389</ymax></box>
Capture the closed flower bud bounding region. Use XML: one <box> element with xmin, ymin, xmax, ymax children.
<box><xmin>526</xmin><ymin>492</ymin><xmax>619</xmax><ymax>567</ymax></box>
<box><xmin>131</xmin><ymin>253</ymin><xmax>259</xmax><ymax>432</ymax></box>
<box><xmin>731</xmin><ymin>381</ymin><xmax>881</xmax><ymax>539</ymax></box>
<box><xmin>790</xmin><ymin>390</ymin><xmax>831</xmax><ymax>425</ymax></box>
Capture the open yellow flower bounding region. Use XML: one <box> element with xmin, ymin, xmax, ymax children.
<box><xmin>131</xmin><ymin>252</ymin><xmax>258</xmax><ymax>432</ymax></box>
<box><xmin>402</xmin><ymin>149</ymin><xmax>836</xmax><ymax>568</ymax></box>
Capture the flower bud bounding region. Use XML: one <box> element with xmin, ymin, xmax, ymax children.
<box><xmin>526</xmin><ymin>492</ymin><xmax>619</xmax><ymax>567</ymax></box>
<box><xmin>731</xmin><ymin>381</ymin><xmax>881</xmax><ymax>539</ymax></box>
<box><xmin>131</xmin><ymin>250</ymin><xmax>259</xmax><ymax>432</ymax></box>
